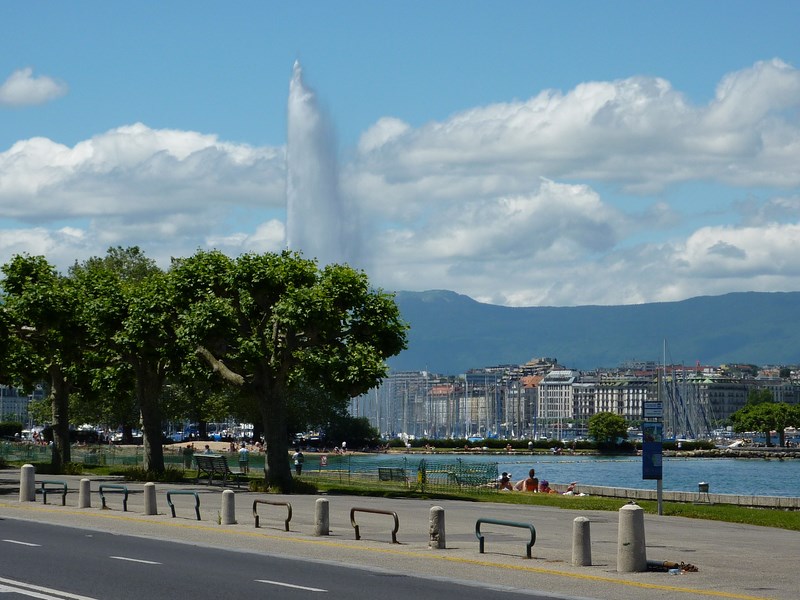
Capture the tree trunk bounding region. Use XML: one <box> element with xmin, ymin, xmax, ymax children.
<box><xmin>49</xmin><ymin>369</ymin><xmax>71</xmax><ymax>471</ymax></box>
<box><xmin>260</xmin><ymin>384</ymin><xmax>293</xmax><ymax>492</ymax></box>
<box><xmin>137</xmin><ymin>365</ymin><xmax>165</xmax><ymax>473</ymax></box>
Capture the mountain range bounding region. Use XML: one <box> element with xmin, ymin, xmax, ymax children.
<box><xmin>387</xmin><ymin>290</ymin><xmax>800</xmax><ymax>375</ymax></box>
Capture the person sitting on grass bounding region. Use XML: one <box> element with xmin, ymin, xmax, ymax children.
<box><xmin>539</xmin><ymin>479</ymin><xmax>557</xmax><ymax>493</ymax></box>
<box><xmin>514</xmin><ymin>468</ymin><xmax>538</xmax><ymax>492</ymax></box>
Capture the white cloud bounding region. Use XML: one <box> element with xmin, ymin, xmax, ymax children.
<box><xmin>0</xmin><ymin>68</ymin><xmax>68</xmax><ymax>107</ymax></box>
<box><xmin>0</xmin><ymin>123</ymin><xmax>286</xmax><ymax>221</ymax></box>
<box><xmin>2</xmin><ymin>61</ymin><xmax>800</xmax><ymax>308</ymax></box>
<box><xmin>351</xmin><ymin>59</ymin><xmax>800</xmax><ymax>201</ymax></box>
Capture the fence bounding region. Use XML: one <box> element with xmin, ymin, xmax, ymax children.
<box><xmin>1</xmin><ymin>444</ymin><xmax>500</xmax><ymax>494</ymax></box>
<box><xmin>303</xmin><ymin>454</ymin><xmax>499</xmax><ymax>494</ymax></box>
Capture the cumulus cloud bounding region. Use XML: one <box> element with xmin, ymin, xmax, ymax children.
<box><xmin>0</xmin><ymin>68</ymin><xmax>68</xmax><ymax>107</ymax></box>
<box><xmin>2</xmin><ymin>60</ymin><xmax>800</xmax><ymax>307</ymax></box>
<box><xmin>0</xmin><ymin>123</ymin><xmax>286</xmax><ymax>223</ymax></box>
<box><xmin>351</xmin><ymin>59</ymin><xmax>800</xmax><ymax>202</ymax></box>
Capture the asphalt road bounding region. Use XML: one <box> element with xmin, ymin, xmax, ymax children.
<box><xmin>0</xmin><ymin>519</ymin><xmax>561</xmax><ymax>600</ymax></box>
<box><xmin>1</xmin><ymin>472</ymin><xmax>798</xmax><ymax>600</ymax></box>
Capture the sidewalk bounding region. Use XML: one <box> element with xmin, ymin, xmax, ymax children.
<box><xmin>1</xmin><ymin>470</ymin><xmax>797</xmax><ymax>600</ymax></box>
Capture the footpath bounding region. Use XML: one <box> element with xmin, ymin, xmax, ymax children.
<box><xmin>0</xmin><ymin>469</ymin><xmax>797</xmax><ymax>600</ymax></box>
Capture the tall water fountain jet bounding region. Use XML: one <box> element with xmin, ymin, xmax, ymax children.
<box><xmin>286</xmin><ymin>60</ymin><xmax>351</xmax><ymax>266</ymax></box>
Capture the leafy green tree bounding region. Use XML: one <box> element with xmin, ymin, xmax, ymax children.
<box><xmin>72</xmin><ymin>247</ymin><xmax>180</xmax><ymax>472</ymax></box>
<box><xmin>587</xmin><ymin>412</ymin><xmax>629</xmax><ymax>446</ymax></box>
<box><xmin>172</xmin><ymin>250</ymin><xmax>407</xmax><ymax>491</ymax></box>
<box><xmin>731</xmin><ymin>389</ymin><xmax>798</xmax><ymax>447</ymax></box>
<box><xmin>321</xmin><ymin>413</ymin><xmax>380</xmax><ymax>449</ymax></box>
<box><xmin>1</xmin><ymin>255</ymin><xmax>87</xmax><ymax>470</ymax></box>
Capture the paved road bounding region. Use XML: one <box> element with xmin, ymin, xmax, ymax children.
<box><xmin>0</xmin><ymin>519</ymin><xmax>561</xmax><ymax>600</ymax></box>
<box><xmin>0</xmin><ymin>471</ymin><xmax>797</xmax><ymax>600</ymax></box>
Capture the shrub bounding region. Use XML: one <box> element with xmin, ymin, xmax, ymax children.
<box><xmin>120</xmin><ymin>466</ymin><xmax>186</xmax><ymax>483</ymax></box>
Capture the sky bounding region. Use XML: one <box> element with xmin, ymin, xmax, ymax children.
<box><xmin>2</xmin><ymin>1</ymin><xmax>800</xmax><ymax>307</ymax></box>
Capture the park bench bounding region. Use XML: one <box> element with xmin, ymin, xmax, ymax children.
<box><xmin>195</xmin><ymin>454</ymin><xmax>246</xmax><ymax>488</ymax></box>
<box><xmin>377</xmin><ymin>467</ymin><xmax>408</xmax><ymax>485</ymax></box>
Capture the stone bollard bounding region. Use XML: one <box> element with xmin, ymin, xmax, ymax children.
<box><xmin>429</xmin><ymin>505</ymin><xmax>446</xmax><ymax>549</ymax></box>
<box><xmin>572</xmin><ymin>516</ymin><xmax>592</xmax><ymax>566</ymax></box>
<box><xmin>19</xmin><ymin>464</ymin><xmax>35</xmax><ymax>502</ymax></box>
<box><xmin>143</xmin><ymin>482</ymin><xmax>157</xmax><ymax>515</ymax></box>
<box><xmin>617</xmin><ymin>502</ymin><xmax>647</xmax><ymax>572</ymax></box>
<box><xmin>78</xmin><ymin>478</ymin><xmax>92</xmax><ymax>508</ymax></box>
<box><xmin>221</xmin><ymin>489</ymin><xmax>236</xmax><ymax>524</ymax></box>
<box><xmin>315</xmin><ymin>498</ymin><xmax>330</xmax><ymax>536</ymax></box>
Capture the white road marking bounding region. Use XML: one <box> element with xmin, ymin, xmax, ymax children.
<box><xmin>0</xmin><ymin>576</ymin><xmax>99</xmax><ymax>600</ymax></box>
<box><xmin>109</xmin><ymin>555</ymin><xmax>161</xmax><ymax>565</ymax></box>
<box><xmin>2</xmin><ymin>539</ymin><xmax>41</xmax><ymax>547</ymax></box>
<box><xmin>256</xmin><ymin>579</ymin><xmax>328</xmax><ymax>592</ymax></box>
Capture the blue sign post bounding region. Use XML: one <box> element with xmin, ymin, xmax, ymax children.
<box><xmin>642</xmin><ymin>390</ymin><xmax>664</xmax><ymax>514</ymax></box>
<box><xmin>642</xmin><ymin>421</ymin><xmax>663</xmax><ymax>479</ymax></box>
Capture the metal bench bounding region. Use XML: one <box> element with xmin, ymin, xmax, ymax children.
<box><xmin>194</xmin><ymin>454</ymin><xmax>246</xmax><ymax>488</ymax></box>
<box><xmin>378</xmin><ymin>467</ymin><xmax>408</xmax><ymax>485</ymax></box>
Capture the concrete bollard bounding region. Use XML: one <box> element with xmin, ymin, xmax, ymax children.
<box><xmin>572</xmin><ymin>516</ymin><xmax>592</xmax><ymax>566</ymax></box>
<box><xmin>221</xmin><ymin>489</ymin><xmax>236</xmax><ymax>524</ymax></box>
<box><xmin>78</xmin><ymin>478</ymin><xmax>92</xmax><ymax>508</ymax></box>
<box><xmin>429</xmin><ymin>505</ymin><xmax>446</xmax><ymax>549</ymax></box>
<box><xmin>617</xmin><ymin>502</ymin><xmax>647</xmax><ymax>572</ymax></box>
<box><xmin>19</xmin><ymin>464</ymin><xmax>35</xmax><ymax>502</ymax></box>
<box><xmin>315</xmin><ymin>498</ymin><xmax>330</xmax><ymax>536</ymax></box>
<box><xmin>428</xmin><ymin>506</ymin><xmax>447</xmax><ymax>550</ymax></box>
<box><xmin>143</xmin><ymin>482</ymin><xmax>157</xmax><ymax>515</ymax></box>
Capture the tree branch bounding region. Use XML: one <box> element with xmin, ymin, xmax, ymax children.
<box><xmin>195</xmin><ymin>345</ymin><xmax>245</xmax><ymax>386</ymax></box>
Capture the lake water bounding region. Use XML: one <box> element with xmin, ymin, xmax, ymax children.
<box><xmin>337</xmin><ymin>453</ymin><xmax>800</xmax><ymax>497</ymax></box>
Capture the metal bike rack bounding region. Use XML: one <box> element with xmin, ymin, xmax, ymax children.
<box><xmin>36</xmin><ymin>480</ymin><xmax>67</xmax><ymax>506</ymax></box>
<box><xmin>350</xmin><ymin>507</ymin><xmax>399</xmax><ymax>544</ymax></box>
<box><xmin>98</xmin><ymin>484</ymin><xmax>129</xmax><ymax>511</ymax></box>
<box><xmin>167</xmin><ymin>490</ymin><xmax>201</xmax><ymax>520</ymax></box>
<box><xmin>252</xmin><ymin>499</ymin><xmax>292</xmax><ymax>531</ymax></box>
<box><xmin>475</xmin><ymin>517</ymin><xmax>537</xmax><ymax>558</ymax></box>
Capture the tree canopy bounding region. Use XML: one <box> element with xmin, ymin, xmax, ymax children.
<box><xmin>588</xmin><ymin>412</ymin><xmax>629</xmax><ymax>446</ymax></box>
<box><xmin>171</xmin><ymin>250</ymin><xmax>407</xmax><ymax>491</ymax></box>
<box><xmin>730</xmin><ymin>389</ymin><xmax>800</xmax><ymax>447</ymax></box>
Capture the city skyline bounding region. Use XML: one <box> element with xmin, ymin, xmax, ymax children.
<box><xmin>2</xmin><ymin>2</ymin><xmax>800</xmax><ymax>307</ymax></box>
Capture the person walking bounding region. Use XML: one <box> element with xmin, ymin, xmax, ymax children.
<box><xmin>292</xmin><ymin>449</ymin><xmax>304</xmax><ymax>476</ymax></box>
<box><xmin>238</xmin><ymin>442</ymin><xmax>250</xmax><ymax>474</ymax></box>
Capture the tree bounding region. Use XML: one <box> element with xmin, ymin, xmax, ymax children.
<box><xmin>1</xmin><ymin>255</ymin><xmax>87</xmax><ymax>470</ymax></box>
<box><xmin>172</xmin><ymin>250</ymin><xmax>407</xmax><ymax>491</ymax></box>
<box><xmin>72</xmin><ymin>247</ymin><xmax>180</xmax><ymax>472</ymax></box>
<box><xmin>730</xmin><ymin>391</ymin><xmax>799</xmax><ymax>447</ymax></box>
<box><xmin>588</xmin><ymin>412</ymin><xmax>629</xmax><ymax>446</ymax></box>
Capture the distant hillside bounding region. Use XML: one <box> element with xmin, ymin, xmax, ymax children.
<box><xmin>387</xmin><ymin>290</ymin><xmax>800</xmax><ymax>374</ymax></box>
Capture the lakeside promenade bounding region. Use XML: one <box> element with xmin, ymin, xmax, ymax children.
<box><xmin>1</xmin><ymin>469</ymin><xmax>798</xmax><ymax>600</ymax></box>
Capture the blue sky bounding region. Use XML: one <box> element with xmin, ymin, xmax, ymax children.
<box><xmin>2</xmin><ymin>1</ymin><xmax>800</xmax><ymax>306</ymax></box>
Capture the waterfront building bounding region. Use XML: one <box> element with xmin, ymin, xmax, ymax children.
<box><xmin>0</xmin><ymin>384</ymin><xmax>44</xmax><ymax>425</ymax></box>
<box><xmin>537</xmin><ymin>370</ymin><xmax>578</xmax><ymax>439</ymax></box>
